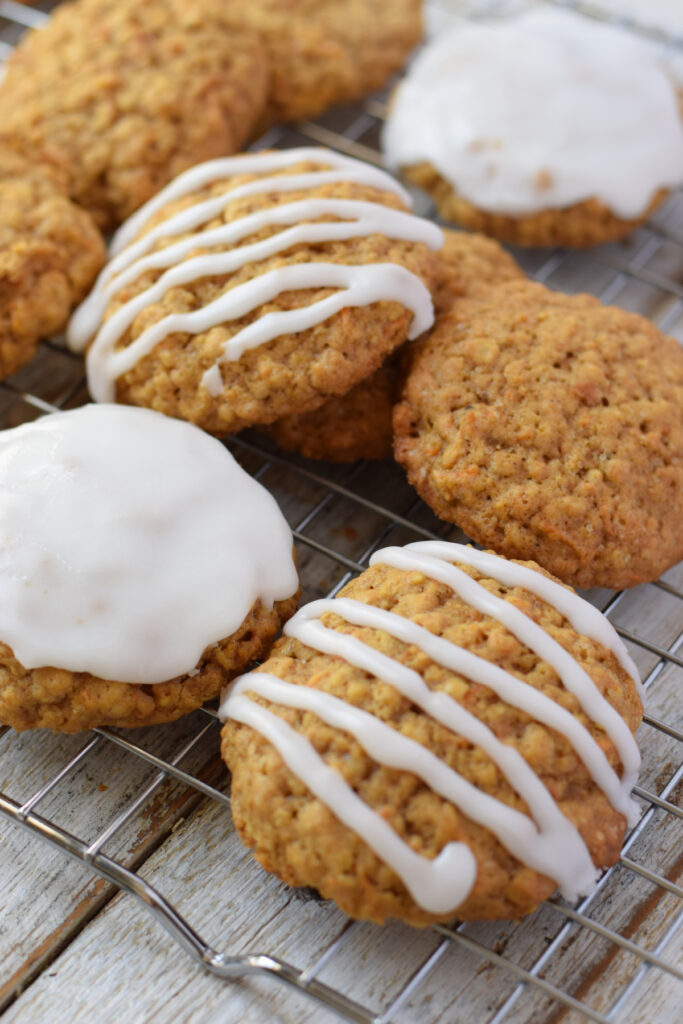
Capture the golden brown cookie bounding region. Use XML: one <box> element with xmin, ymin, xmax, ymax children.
<box><xmin>394</xmin><ymin>280</ymin><xmax>683</xmax><ymax>589</ymax></box>
<box><xmin>404</xmin><ymin>163</ymin><xmax>668</xmax><ymax>249</ymax></box>
<box><xmin>433</xmin><ymin>228</ymin><xmax>524</xmax><ymax>311</ymax></box>
<box><xmin>70</xmin><ymin>148</ymin><xmax>441</xmax><ymax>435</ymax></box>
<box><xmin>264</xmin><ymin>229</ymin><xmax>523</xmax><ymax>462</ymax></box>
<box><xmin>0</xmin><ymin>0</ymin><xmax>269</xmax><ymax>230</ymax></box>
<box><xmin>0</xmin><ymin>595</ymin><xmax>298</xmax><ymax>733</ymax></box>
<box><xmin>221</xmin><ymin>541</ymin><xmax>643</xmax><ymax>925</ymax></box>
<box><xmin>226</xmin><ymin>0</ymin><xmax>421</xmax><ymax>129</ymax></box>
<box><xmin>262</xmin><ymin>357</ymin><xmax>400</xmax><ymax>462</ymax></box>
<box><xmin>0</xmin><ymin>141</ymin><xmax>105</xmax><ymax>380</ymax></box>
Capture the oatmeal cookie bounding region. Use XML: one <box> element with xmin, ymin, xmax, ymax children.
<box><xmin>264</xmin><ymin>229</ymin><xmax>522</xmax><ymax>462</ymax></box>
<box><xmin>403</xmin><ymin>164</ymin><xmax>669</xmax><ymax>249</ymax></box>
<box><xmin>221</xmin><ymin>541</ymin><xmax>643</xmax><ymax>925</ymax></box>
<box><xmin>382</xmin><ymin>8</ymin><xmax>683</xmax><ymax>247</ymax></box>
<box><xmin>394</xmin><ymin>280</ymin><xmax>683</xmax><ymax>589</ymax></box>
<box><xmin>0</xmin><ymin>595</ymin><xmax>298</xmax><ymax>733</ymax></box>
<box><xmin>264</xmin><ymin>357</ymin><xmax>401</xmax><ymax>462</ymax></box>
<box><xmin>68</xmin><ymin>148</ymin><xmax>441</xmax><ymax>436</ymax></box>
<box><xmin>0</xmin><ymin>0</ymin><xmax>269</xmax><ymax>230</ymax></box>
<box><xmin>0</xmin><ymin>404</ymin><xmax>299</xmax><ymax>732</ymax></box>
<box><xmin>0</xmin><ymin>140</ymin><xmax>105</xmax><ymax>380</ymax></box>
<box><xmin>227</xmin><ymin>0</ymin><xmax>422</xmax><ymax>129</ymax></box>
<box><xmin>433</xmin><ymin>229</ymin><xmax>524</xmax><ymax>312</ymax></box>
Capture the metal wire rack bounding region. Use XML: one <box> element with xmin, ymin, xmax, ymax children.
<box><xmin>0</xmin><ymin>1</ymin><xmax>681</xmax><ymax>1021</ymax></box>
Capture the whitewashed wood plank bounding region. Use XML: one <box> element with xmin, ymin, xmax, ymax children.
<box><xmin>0</xmin><ymin>713</ymin><xmax>226</xmax><ymax>1007</ymax></box>
<box><xmin>0</xmin><ymin>799</ymin><xmax>361</xmax><ymax>1024</ymax></box>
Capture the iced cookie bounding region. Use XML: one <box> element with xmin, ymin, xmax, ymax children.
<box><xmin>0</xmin><ymin>405</ymin><xmax>299</xmax><ymax>732</ymax></box>
<box><xmin>0</xmin><ymin>0</ymin><xmax>269</xmax><ymax>230</ymax></box>
<box><xmin>221</xmin><ymin>541</ymin><xmax>642</xmax><ymax>925</ymax></box>
<box><xmin>394</xmin><ymin>280</ymin><xmax>683</xmax><ymax>589</ymax></box>
<box><xmin>382</xmin><ymin>8</ymin><xmax>683</xmax><ymax>247</ymax></box>
<box><xmin>67</xmin><ymin>147</ymin><xmax>442</xmax><ymax>435</ymax></box>
<box><xmin>0</xmin><ymin>141</ymin><xmax>105</xmax><ymax>380</ymax></box>
<box><xmin>264</xmin><ymin>229</ymin><xmax>522</xmax><ymax>462</ymax></box>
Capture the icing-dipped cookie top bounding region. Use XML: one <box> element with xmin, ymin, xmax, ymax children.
<box><xmin>0</xmin><ymin>405</ymin><xmax>297</xmax><ymax>685</ymax></box>
<box><xmin>383</xmin><ymin>8</ymin><xmax>683</xmax><ymax>220</ymax></box>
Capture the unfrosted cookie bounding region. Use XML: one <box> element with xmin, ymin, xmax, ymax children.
<box><xmin>0</xmin><ymin>141</ymin><xmax>105</xmax><ymax>380</ymax></box>
<box><xmin>394</xmin><ymin>280</ymin><xmax>683</xmax><ymax>589</ymax></box>
<box><xmin>0</xmin><ymin>0</ymin><xmax>269</xmax><ymax>230</ymax></box>
<box><xmin>383</xmin><ymin>8</ymin><xmax>683</xmax><ymax>247</ymax></box>
<box><xmin>68</xmin><ymin>147</ymin><xmax>442</xmax><ymax>435</ymax></box>
<box><xmin>0</xmin><ymin>405</ymin><xmax>299</xmax><ymax>732</ymax></box>
<box><xmin>432</xmin><ymin>229</ymin><xmax>524</xmax><ymax>312</ymax></box>
<box><xmin>264</xmin><ymin>229</ymin><xmax>522</xmax><ymax>462</ymax></box>
<box><xmin>264</xmin><ymin>357</ymin><xmax>401</xmax><ymax>463</ymax></box>
<box><xmin>220</xmin><ymin>540</ymin><xmax>643</xmax><ymax>925</ymax></box>
<box><xmin>225</xmin><ymin>0</ymin><xmax>422</xmax><ymax>128</ymax></box>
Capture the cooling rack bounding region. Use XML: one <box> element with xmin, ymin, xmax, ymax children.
<box><xmin>0</xmin><ymin>1</ymin><xmax>681</xmax><ymax>1021</ymax></box>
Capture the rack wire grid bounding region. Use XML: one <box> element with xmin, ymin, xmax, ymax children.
<box><xmin>0</xmin><ymin>0</ymin><xmax>681</xmax><ymax>1021</ymax></box>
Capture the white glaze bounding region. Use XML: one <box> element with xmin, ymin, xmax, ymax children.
<box><xmin>285</xmin><ymin>598</ymin><xmax>635</xmax><ymax>824</ymax></box>
<box><xmin>69</xmin><ymin>198</ymin><xmax>438</xmax><ymax>355</ymax></box>
<box><xmin>226</xmin><ymin>687</ymin><xmax>477</xmax><ymax>915</ymax></box>
<box><xmin>382</xmin><ymin>7</ymin><xmax>683</xmax><ymax>218</ymax></box>
<box><xmin>228</xmin><ymin>671</ymin><xmax>596</xmax><ymax>907</ymax></box>
<box><xmin>0</xmin><ymin>405</ymin><xmax>298</xmax><ymax>683</ymax></box>
<box><xmin>110</xmin><ymin>148</ymin><xmax>412</xmax><ymax>254</ymax></box>
<box><xmin>67</xmin><ymin>148</ymin><xmax>441</xmax><ymax>404</ymax></box>
<box><xmin>86</xmin><ymin>262</ymin><xmax>435</xmax><ymax>404</ymax></box>
<box><xmin>221</xmin><ymin>541</ymin><xmax>641</xmax><ymax>913</ymax></box>
<box><xmin>370</xmin><ymin>545</ymin><xmax>641</xmax><ymax>819</ymax></box>
<box><xmin>401</xmin><ymin>541</ymin><xmax>642</xmax><ymax>696</ymax></box>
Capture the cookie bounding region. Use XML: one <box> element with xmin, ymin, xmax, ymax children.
<box><xmin>0</xmin><ymin>140</ymin><xmax>105</xmax><ymax>380</ymax></box>
<box><xmin>264</xmin><ymin>229</ymin><xmax>522</xmax><ymax>462</ymax></box>
<box><xmin>220</xmin><ymin>540</ymin><xmax>643</xmax><ymax>925</ymax></box>
<box><xmin>0</xmin><ymin>0</ymin><xmax>269</xmax><ymax>230</ymax></box>
<box><xmin>382</xmin><ymin>8</ymin><xmax>683</xmax><ymax>247</ymax></box>
<box><xmin>67</xmin><ymin>147</ymin><xmax>442</xmax><ymax>435</ymax></box>
<box><xmin>0</xmin><ymin>405</ymin><xmax>299</xmax><ymax>732</ymax></box>
<box><xmin>226</xmin><ymin>0</ymin><xmax>422</xmax><ymax>129</ymax></box>
<box><xmin>263</xmin><ymin>357</ymin><xmax>401</xmax><ymax>463</ymax></box>
<box><xmin>432</xmin><ymin>229</ymin><xmax>524</xmax><ymax>312</ymax></box>
<box><xmin>394</xmin><ymin>280</ymin><xmax>683</xmax><ymax>589</ymax></box>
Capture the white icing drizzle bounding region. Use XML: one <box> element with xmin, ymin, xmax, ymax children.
<box><xmin>0</xmin><ymin>405</ymin><xmax>298</xmax><ymax>683</ymax></box>
<box><xmin>402</xmin><ymin>542</ymin><xmax>642</xmax><ymax>696</ymax></box>
<box><xmin>69</xmin><ymin>198</ymin><xmax>440</xmax><ymax>356</ymax></box>
<box><xmin>86</xmin><ymin>262</ymin><xmax>434</xmax><ymax>403</ymax></box>
<box><xmin>67</xmin><ymin>147</ymin><xmax>441</xmax><ymax>404</ymax></box>
<box><xmin>225</xmin><ymin>690</ymin><xmax>477</xmax><ymax>914</ymax></box>
<box><xmin>286</xmin><ymin>598</ymin><xmax>636</xmax><ymax>824</ymax></box>
<box><xmin>370</xmin><ymin>546</ymin><xmax>641</xmax><ymax>820</ymax></box>
<box><xmin>227</xmin><ymin>671</ymin><xmax>597</xmax><ymax>908</ymax></box>
<box><xmin>382</xmin><ymin>7</ymin><xmax>683</xmax><ymax>218</ymax></box>
<box><xmin>110</xmin><ymin>148</ymin><xmax>412</xmax><ymax>254</ymax></box>
<box><xmin>221</xmin><ymin>542</ymin><xmax>642</xmax><ymax>914</ymax></box>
